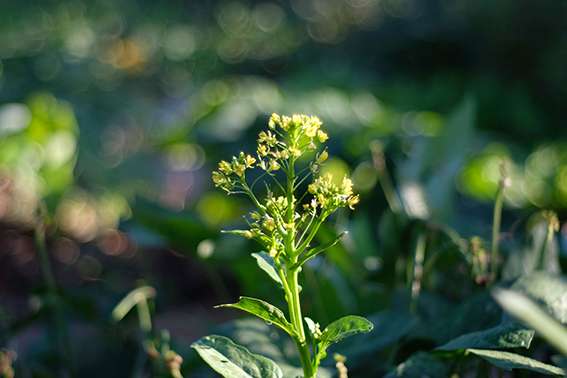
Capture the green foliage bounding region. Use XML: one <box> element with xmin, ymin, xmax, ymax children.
<box><xmin>216</xmin><ymin>297</ymin><xmax>293</xmax><ymax>336</ymax></box>
<box><xmin>191</xmin><ymin>335</ymin><xmax>283</xmax><ymax>378</ymax></box>
<box><xmin>466</xmin><ymin>349</ymin><xmax>564</xmax><ymax>376</ymax></box>
<box><xmin>251</xmin><ymin>252</ymin><xmax>282</xmax><ymax>286</ymax></box>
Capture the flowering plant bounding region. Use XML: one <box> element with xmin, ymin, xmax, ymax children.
<box><xmin>192</xmin><ymin>114</ymin><xmax>373</xmax><ymax>378</ymax></box>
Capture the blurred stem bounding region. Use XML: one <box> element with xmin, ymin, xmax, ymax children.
<box><xmin>370</xmin><ymin>141</ymin><xmax>403</xmax><ymax>213</ymax></box>
<box><xmin>490</xmin><ymin>182</ymin><xmax>505</xmax><ymax>284</ymax></box>
<box><xmin>34</xmin><ymin>211</ymin><xmax>73</xmax><ymax>377</ymax></box>
<box><xmin>409</xmin><ymin>232</ymin><xmax>427</xmax><ymax>313</ymax></box>
<box><xmin>538</xmin><ymin>212</ymin><xmax>558</xmax><ymax>270</ymax></box>
<box><xmin>136</xmin><ymin>297</ymin><xmax>153</xmax><ymax>336</ymax></box>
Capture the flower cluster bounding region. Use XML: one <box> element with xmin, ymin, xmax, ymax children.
<box><xmin>212</xmin><ymin>113</ymin><xmax>358</xmax><ymax>260</ymax></box>
<box><xmin>255</xmin><ymin>114</ymin><xmax>327</xmax><ymax>172</ymax></box>
<box><xmin>212</xmin><ymin>152</ymin><xmax>256</xmax><ymax>192</ymax></box>
<box><xmin>308</xmin><ymin>174</ymin><xmax>359</xmax><ymax>212</ymax></box>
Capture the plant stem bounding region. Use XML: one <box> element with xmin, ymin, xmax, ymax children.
<box><xmin>410</xmin><ymin>232</ymin><xmax>427</xmax><ymax>313</ymax></box>
<box><xmin>490</xmin><ymin>184</ymin><xmax>504</xmax><ymax>284</ymax></box>
<box><xmin>287</xmin><ymin>268</ymin><xmax>315</xmax><ymax>378</ymax></box>
<box><xmin>34</xmin><ymin>217</ymin><xmax>73</xmax><ymax>377</ymax></box>
<box><xmin>370</xmin><ymin>141</ymin><xmax>403</xmax><ymax>213</ymax></box>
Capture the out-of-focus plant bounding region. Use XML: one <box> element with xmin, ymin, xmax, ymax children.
<box><xmin>192</xmin><ymin>114</ymin><xmax>373</xmax><ymax>377</ymax></box>
<box><xmin>493</xmin><ymin>289</ymin><xmax>567</xmax><ymax>357</ymax></box>
<box><xmin>113</xmin><ymin>286</ymin><xmax>184</xmax><ymax>378</ymax></box>
<box><xmin>0</xmin><ymin>349</ymin><xmax>15</xmax><ymax>378</ymax></box>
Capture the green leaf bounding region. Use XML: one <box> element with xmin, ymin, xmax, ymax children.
<box><xmin>216</xmin><ymin>297</ymin><xmax>293</xmax><ymax>336</ymax></box>
<box><xmin>216</xmin><ymin>318</ymin><xmax>333</xmax><ymax>378</ymax></box>
<box><xmin>466</xmin><ymin>349</ymin><xmax>565</xmax><ymax>376</ymax></box>
<box><xmin>191</xmin><ymin>335</ymin><xmax>283</xmax><ymax>378</ymax></box>
<box><xmin>251</xmin><ymin>252</ymin><xmax>282</xmax><ymax>286</ymax></box>
<box><xmin>386</xmin><ymin>352</ymin><xmax>449</xmax><ymax>378</ymax></box>
<box><xmin>510</xmin><ymin>272</ymin><xmax>567</xmax><ymax>324</ymax></box>
<box><xmin>437</xmin><ymin>323</ymin><xmax>533</xmax><ymax>351</ymax></box>
<box><xmin>319</xmin><ymin>315</ymin><xmax>374</xmax><ymax>350</ymax></box>
<box><xmin>493</xmin><ymin>289</ymin><xmax>567</xmax><ymax>356</ymax></box>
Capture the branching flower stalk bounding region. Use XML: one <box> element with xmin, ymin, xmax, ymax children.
<box><xmin>197</xmin><ymin>114</ymin><xmax>373</xmax><ymax>378</ymax></box>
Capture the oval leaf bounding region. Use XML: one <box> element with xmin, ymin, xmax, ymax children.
<box><xmin>251</xmin><ymin>252</ymin><xmax>282</xmax><ymax>286</ymax></box>
<box><xmin>320</xmin><ymin>315</ymin><xmax>374</xmax><ymax>349</ymax></box>
<box><xmin>467</xmin><ymin>349</ymin><xmax>565</xmax><ymax>376</ymax></box>
<box><xmin>437</xmin><ymin>324</ymin><xmax>534</xmax><ymax>351</ymax></box>
<box><xmin>216</xmin><ymin>297</ymin><xmax>293</xmax><ymax>336</ymax></box>
<box><xmin>191</xmin><ymin>335</ymin><xmax>283</xmax><ymax>378</ymax></box>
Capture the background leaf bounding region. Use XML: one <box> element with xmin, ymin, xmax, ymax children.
<box><xmin>466</xmin><ymin>349</ymin><xmax>565</xmax><ymax>376</ymax></box>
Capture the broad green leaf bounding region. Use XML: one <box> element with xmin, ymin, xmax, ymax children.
<box><xmin>216</xmin><ymin>318</ymin><xmax>333</xmax><ymax>378</ymax></box>
<box><xmin>510</xmin><ymin>272</ymin><xmax>567</xmax><ymax>324</ymax></box>
<box><xmin>319</xmin><ymin>315</ymin><xmax>374</xmax><ymax>349</ymax></box>
<box><xmin>493</xmin><ymin>289</ymin><xmax>567</xmax><ymax>356</ymax></box>
<box><xmin>386</xmin><ymin>352</ymin><xmax>449</xmax><ymax>378</ymax></box>
<box><xmin>191</xmin><ymin>335</ymin><xmax>283</xmax><ymax>378</ymax></box>
<box><xmin>216</xmin><ymin>297</ymin><xmax>293</xmax><ymax>336</ymax></box>
<box><xmin>333</xmin><ymin>310</ymin><xmax>416</xmax><ymax>370</ymax></box>
<box><xmin>466</xmin><ymin>349</ymin><xmax>565</xmax><ymax>376</ymax></box>
<box><xmin>251</xmin><ymin>252</ymin><xmax>282</xmax><ymax>286</ymax></box>
<box><xmin>437</xmin><ymin>323</ymin><xmax>533</xmax><ymax>351</ymax></box>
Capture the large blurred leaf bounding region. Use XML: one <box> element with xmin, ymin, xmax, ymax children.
<box><xmin>191</xmin><ymin>335</ymin><xmax>283</xmax><ymax>378</ymax></box>
<box><xmin>503</xmin><ymin>216</ymin><xmax>561</xmax><ymax>279</ymax></box>
<box><xmin>437</xmin><ymin>323</ymin><xmax>533</xmax><ymax>351</ymax></box>
<box><xmin>216</xmin><ymin>297</ymin><xmax>293</xmax><ymax>336</ymax></box>
<box><xmin>509</xmin><ymin>272</ymin><xmax>567</xmax><ymax>324</ymax></box>
<box><xmin>397</xmin><ymin>97</ymin><xmax>476</xmax><ymax>222</ymax></box>
<box><xmin>410</xmin><ymin>291</ymin><xmax>502</xmax><ymax>345</ymax></box>
<box><xmin>132</xmin><ymin>197</ymin><xmax>215</xmax><ymax>253</ymax></box>
<box><xmin>385</xmin><ymin>352</ymin><xmax>449</xmax><ymax>378</ymax></box>
<box><xmin>466</xmin><ymin>349</ymin><xmax>564</xmax><ymax>376</ymax></box>
<box><xmin>494</xmin><ymin>289</ymin><xmax>567</xmax><ymax>356</ymax></box>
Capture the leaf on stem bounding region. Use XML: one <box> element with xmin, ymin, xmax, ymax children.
<box><xmin>251</xmin><ymin>252</ymin><xmax>282</xmax><ymax>286</ymax></box>
<box><xmin>216</xmin><ymin>297</ymin><xmax>294</xmax><ymax>336</ymax></box>
<box><xmin>191</xmin><ymin>335</ymin><xmax>283</xmax><ymax>378</ymax></box>
<box><xmin>319</xmin><ymin>315</ymin><xmax>374</xmax><ymax>351</ymax></box>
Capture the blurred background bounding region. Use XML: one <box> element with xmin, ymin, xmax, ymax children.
<box><xmin>0</xmin><ymin>0</ymin><xmax>566</xmax><ymax>376</ymax></box>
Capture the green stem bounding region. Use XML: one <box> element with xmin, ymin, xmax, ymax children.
<box><xmin>287</xmin><ymin>268</ymin><xmax>316</xmax><ymax>378</ymax></box>
<box><xmin>490</xmin><ymin>184</ymin><xmax>504</xmax><ymax>284</ymax></box>
<box><xmin>370</xmin><ymin>141</ymin><xmax>403</xmax><ymax>213</ymax></box>
<box><xmin>409</xmin><ymin>232</ymin><xmax>427</xmax><ymax>313</ymax></box>
<box><xmin>34</xmin><ymin>218</ymin><xmax>73</xmax><ymax>377</ymax></box>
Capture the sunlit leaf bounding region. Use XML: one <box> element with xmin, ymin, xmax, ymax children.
<box><xmin>191</xmin><ymin>335</ymin><xmax>283</xmax><ymax>378</ymax></box>
<box><xmin>251</xmin><ymin>252</ymin><xmax>282</xmax><ymax>286</ymax></box>
<box><xmin>216</xmin><ymin>297</ymin><xmax>293</xmax><ymax>336</ymax></box>
<box><xmin>319</xmin><ymin>315</ymin><xmax>374</xmax><ymax>350</ymax></box>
